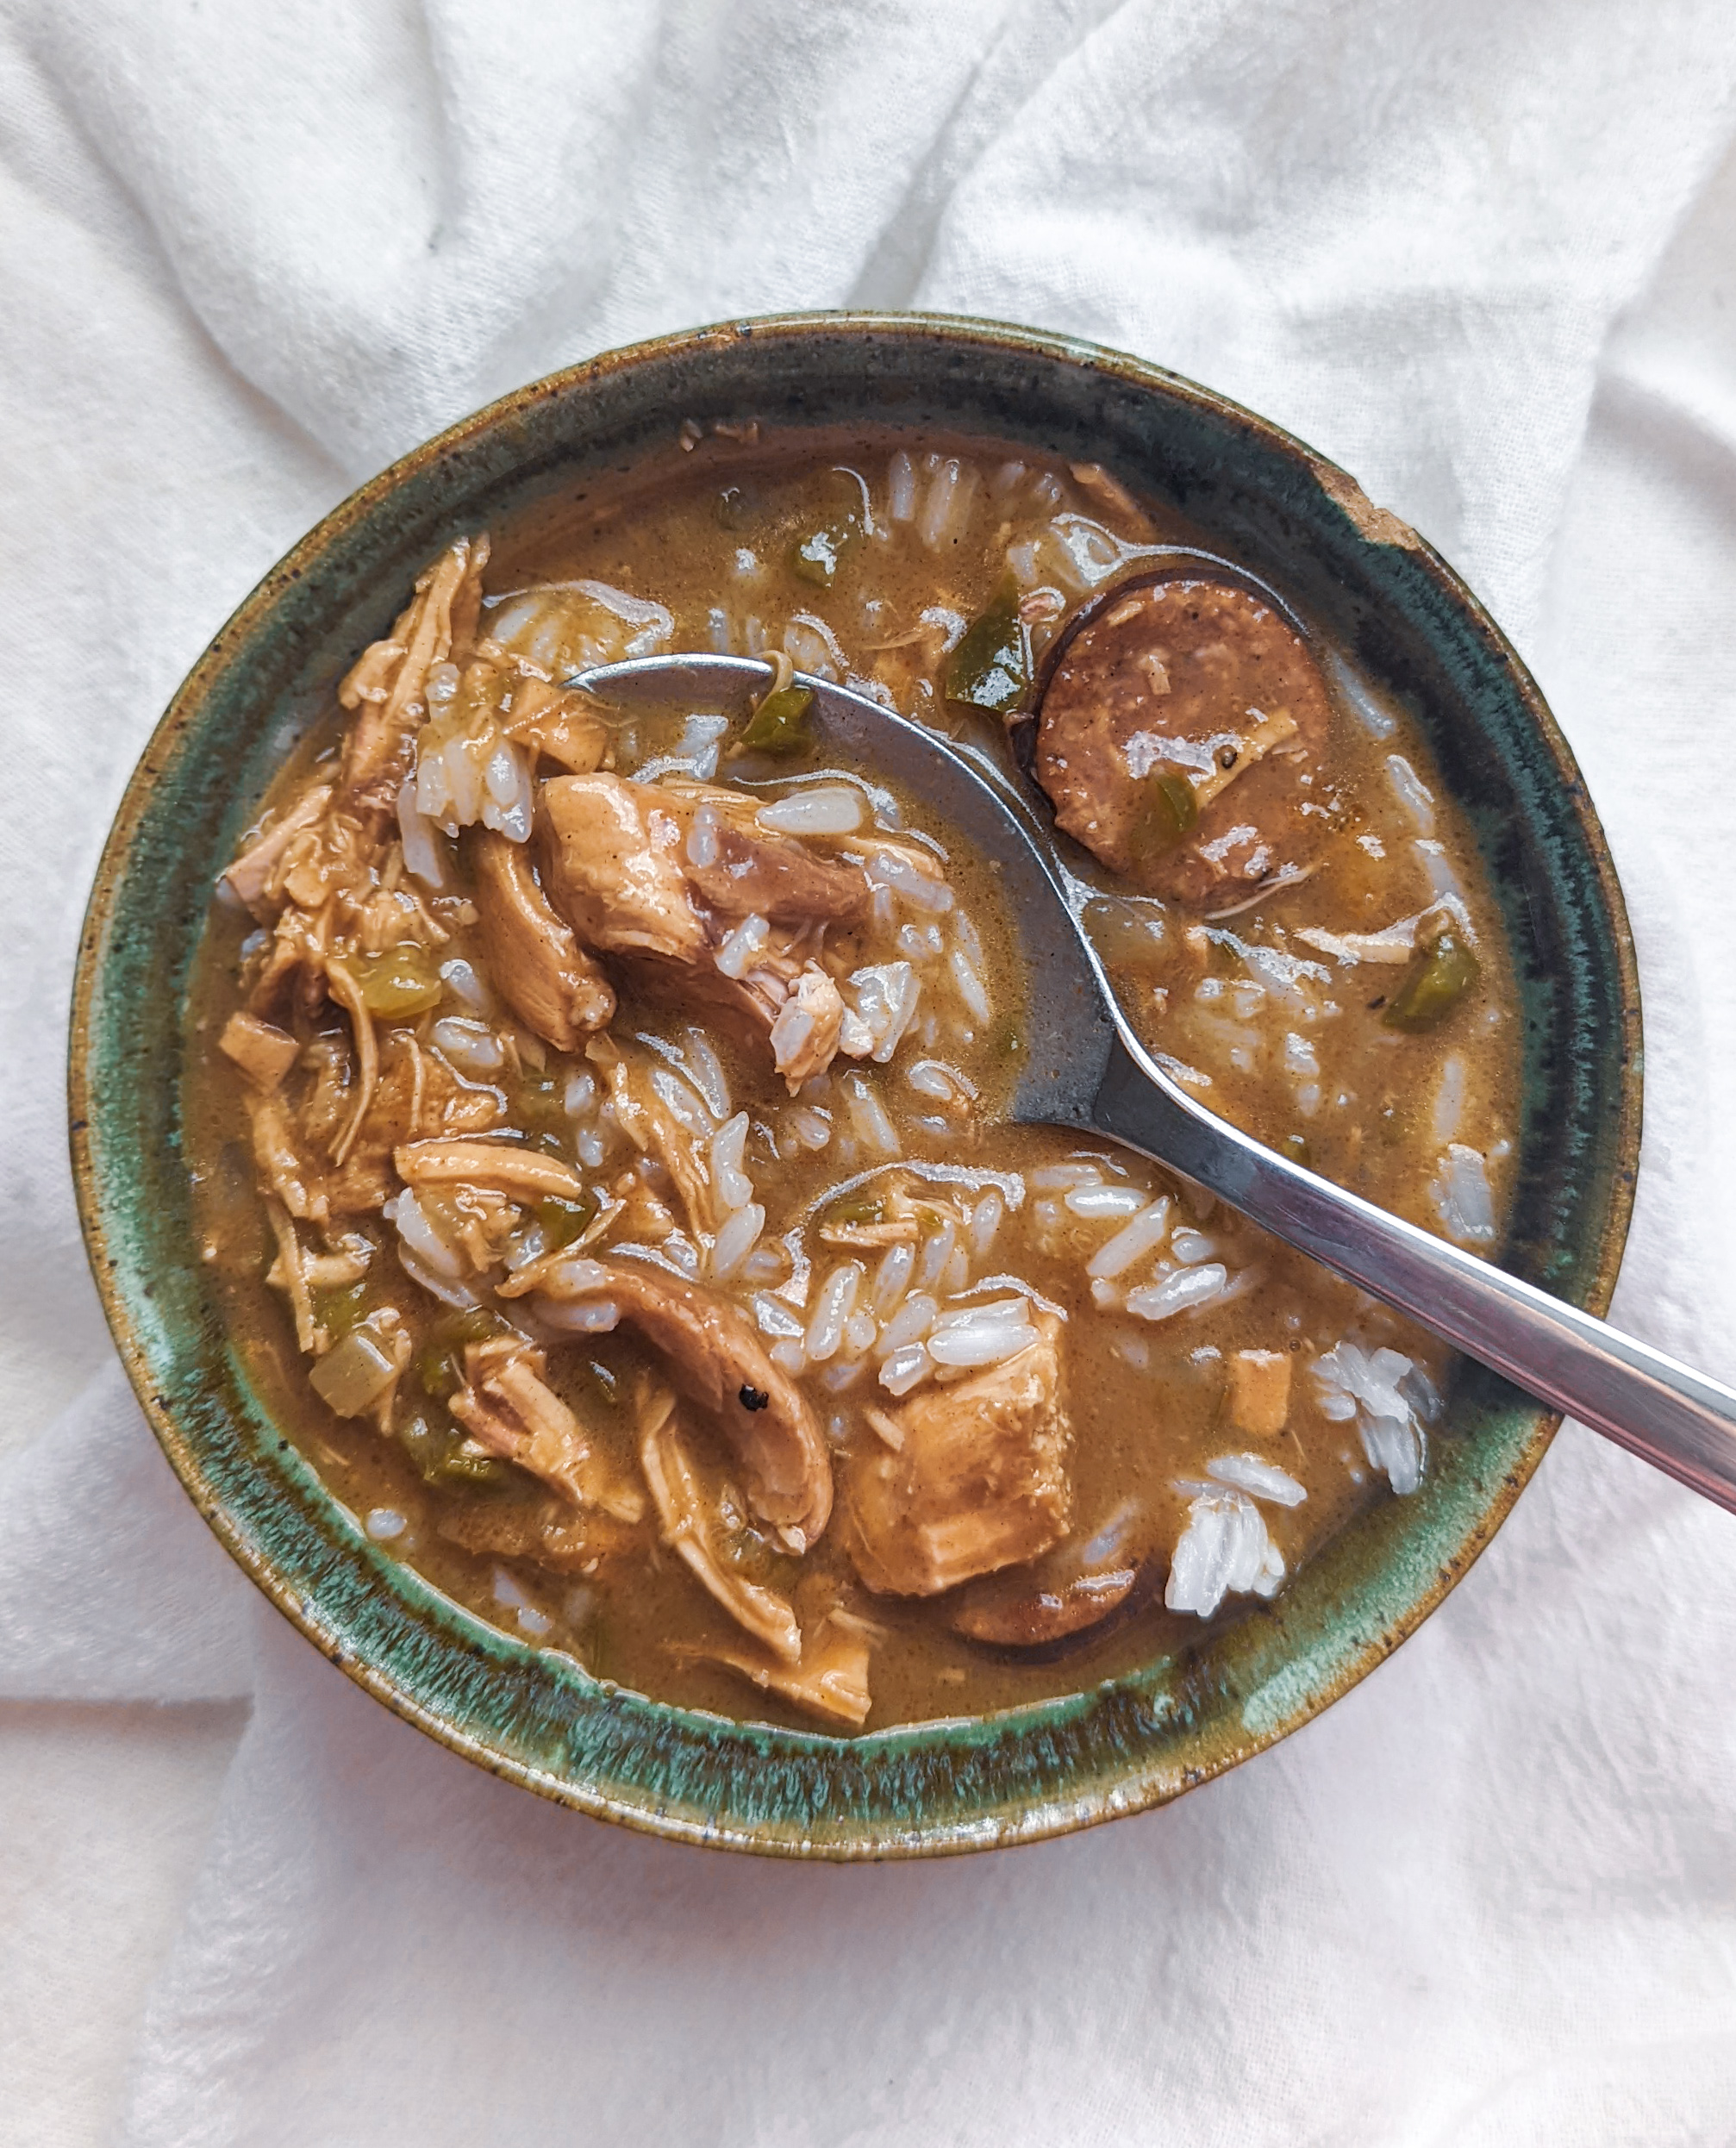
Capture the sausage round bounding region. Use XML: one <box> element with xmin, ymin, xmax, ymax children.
<box><xmin>1033</xmin><ymin>574</ymin><xmax>1333</xmax><ymax>907</ymax></box>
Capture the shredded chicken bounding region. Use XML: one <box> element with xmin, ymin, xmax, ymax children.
<box><xmin>588</xmin><ymin>1038</ymin><xmax>715</xmax><ymax>1236</ymax></box>
<box><xmin>640</xmin><ymin>1389</ymin><xmax>802</xmax><ymax>1663</ymax></box>
<box><xmin>676</xmin><ymin>1611</ymin><xmax>872</xmax><ymax>1728</ymax></box>
<box><xmin>449</xmin><ymin>1336</ymin><xmax>644</xmax><ymax>1520</ymax></box>
<box><xmin>393</xmin><ymin>1138</ymin><xmax>588</xmax><ymax>1202</ymax></box>
<box><xmin>222</xmin><ymin>784</ymin><xmax>333</xmax><ymax>917</ymax></box>
<box><xmin>844</xmin><ymin>1314</ymin><xmax>1071</xmax><ymax>1595</ymax></box>
<box><xmin>471</xmin><ymin>827</ymin><xmax>615</xmax><ymax>1049</ymax></box>
<box><xmin>339</xmin><ymin>538</ymin><xmax>486</xmax><ymax>823</ymax></box>
<box><xmin>500</xmin><ymin>1254</ymin><xmax>832</xmax><ymax>1545</ymax></box>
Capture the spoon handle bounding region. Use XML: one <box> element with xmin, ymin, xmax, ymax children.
<box><xmin>1090</xmin><ymin>1036</ymin><xmax>1736</xmax><ymax>1514</ymax></box>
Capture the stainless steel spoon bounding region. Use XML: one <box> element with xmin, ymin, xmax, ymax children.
<box><xmin>573</xmin><ymin>652</ymin><xmax>1736</xmax><ymax>1515</ymax></box>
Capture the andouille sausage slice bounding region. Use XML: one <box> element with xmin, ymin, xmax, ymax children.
<box><xmin>1033</xmin><ymin>575</ymin><xmax>1332</xmax><ymax>907</ymax></box>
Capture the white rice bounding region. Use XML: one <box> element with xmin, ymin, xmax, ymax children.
<box><xmin>887</xmin><ymin>450</ymin><xmax>918</xmax><ymax>523</ymax></box>
<box><xmin>865</xmin><ymin>849</ymin><xmax>953</xmax><ymax>915</ymax></box>
<box><xmin>970</xmin><ymin>1190</ymin><xmax>1004</xmax><ymax>1258</ymax></box>
<box><xmin>916</xmin><ymin>1218</ymin><xmax>959</xmax><ymax>1291</ymax></box>
<box><xmin>927</xmin><ymin>1301</ymin><xmax>1039</xmax><ymax>1368</ymax></box>
<box><xmin>438</xmin><ymin>958</ymin><xmax>494</xmax><ymax>1016</ymax></box>
<box><xmin>879</xmin><ymin>1341</ymin><xmax>933</xmax><ymax>1396</ymax></box>
<box><xmin>1065</xmin><ymin>1183</ymin><xmax>1147</xmax><ymax>1220</ymax></box>
<box><xmin>1324</xmin><ymin>649</ymin><xmax>1398</xmax><ymax>740</ymax></box>
<box><xmin>1165</xmin><ymin>1489</ymin><xmax>1283</xmax><ymax>1619</ymax></box>
<box><xmin>840</xmin><ymin>1074</ymin><xmax>900</xmax><ymax>1157</ymax></box>
<box><xmin>561</xmin><ymin>1070</ymin><xmax>596</xmax><ymax>1118</ymax></box>
<box><xmin>784</xmin><ymin>613</ymin><xmax>847</xmax><ymax>681</ymax></box>
<box><xmin>715</xmin><ymin>913</ymin><xmax>771</xmax><ymax>979</ymax></box>
<box><xmin>1030</xmin><ymin>1162</ymin><xmax>1104</xmax><ymax>1191</ymax></box>
<box><xmin>1206</xmin><ymin>1452</ymin><xmax>1308</xmax><ymax>1507</ymax></box>
<box><xmin>1168</xmin><ymin>1228</ymin><xmax>1218</xmax><ymax>1265</ymax></box>
<box><xmin>1430</xmin><ymin>1143</ymin><xmax>1497</xmax><ymax>1246</ymax></box>
<box><xmin>1384</xmin><ymin>752</ymin><xmax>1436</xmax><ymax>834</ymax></box>
<box><xmin>650</xmin><ymin>1065</ymin><xmax>713</xmax><ymax>1137</ymax></box>
<box><xmin>948</xmin><ymin>946</ymin><xmax>991</xmax><ymax>1024</ymax></box>
<box><xmin>1312</xmin><ymin>1341</ymin><xmax>1428</xmax><ymax>1495</ymax></box>
<box><xmin>709</xmin><ymin>1112</ymin><xmax>752</xmax><ymax>1211</ymax></box>
<box><xmin>384</xmin><ymin>1190</ymin><xmax>464</xmax><ymax>1280</ymax></box>
<box><xmin>876</xmin><ymin>1290</ymin><xmax>937</xmax><ymax>1356</ymax></box>
<box><xmin>907</xmin><ymin>1058</ymin><xmax>977</xmax><ymax>1102</ymax></box>
<box><xmin>759</xmin><ymin>786</ymin><xmax>864</xmax><ymax>836</ymax></box>
<box><xmin>844</xmin><ymin>1308</ymin><xmax>879</xmax><ymax>1356</ymax></box>
<box><xmin>752</xmin><ymin>1291</ymin><xmax>804</xmax><ymax>1340</ymax></box>
<box><xmin>848</xmin><ymin>962</ymin><xmax>921</xmax><ymax>1063</ymax></box>
<box><xmin>1414</xmin><ymin>840</ymin><xmax>1477</xmax><ymax>937</ymax></box>
<box><xmin>677</xmin><ymin>1030</ymin><xmax>729</xmax><ymax>1121</ymax></box>
<box><xmin>710</xmin><ymin>1202</ymin><xmax>765</xmax><ymax>1283</ymax></box>
<box><xmin>871</xmin><ymin>1241</ymin><xmax>915</xmax><ymax>1314</ymax></box>
<box><xmin>788</xmin><ymin>1108</ymin><xmax>832</xmax><ymax>1152</ymax></box>
<box><xmin>365</xmin><ymin>1508</ymin><xmax>407</xmax><ymax>1542</ymax></box>
<box><xmin>538</xmin><ymin>1298</ymin><xmax>621</xmax><ymax>1335</ymax></box>
<box><xmin>685</xmin><ymin>805</ymin><xmax>721</xmax><ymax>868</ymax></box>
<box><xmin>396</xmin><ymin>775</ymin><xmax>446</xmax><ymax>888</ymax></box>
<box><xmin>1086</xmin><ymin>1196</ymin><xmax>1172</xmax><ymax>1280</ymax></box>
<box><xmin>918</xmin><ymin>457</ymin><xmax>979</xmax><ymax>550</ymax></box>
<box><xmin>769</xmin><ymin>1338</ymin><xmax>807</xmax><ymax>1377</ymax></box>
<box><xmin>806</xmin><ymin>1263</ymin><xmax>864</xmax><ymax>1363</ymax></box>
<box><xmin>635</xmin><ymin>711</ymin><xmax>730</xmax><ymax>785</ymax></box>
<box><xmin>397</xmin><ymin>1250</ymin><xmax>478</xmax><ymax>1308</ymax></box>
<box><xmin>1126</xmin><ymin>1264</ymin><xmax>1228</xmax><ymax>1322</ymax></box>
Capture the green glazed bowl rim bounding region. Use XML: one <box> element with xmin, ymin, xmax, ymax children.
<box><xmin>69</xmin><ymin>310</ymin><xmax>1641</xmax><ymax>1858</ymax></box>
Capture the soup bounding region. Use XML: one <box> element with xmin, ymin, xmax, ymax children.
<box><xmin>184</xmin><ymin>427</ymin><xmax>1519</xmax><ymax>1731</ymax></box>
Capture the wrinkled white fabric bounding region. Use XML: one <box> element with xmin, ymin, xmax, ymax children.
<box><xmin>3</xmin><ymin>2</ymin><xmax>1735</xmax><ymax>2141</ymax></box>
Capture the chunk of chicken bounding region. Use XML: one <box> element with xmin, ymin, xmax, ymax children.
<box><xmin>539</xmin><ymin>774</ymin><xmax>709</xmax><ymax>962</ymax></box>
<box><xmin>1035</xmin><ymin>576</ymin><xmax>1331</xmax><ymax>907</ymax></box>
<box><xmin>589</xmin><ymin>1039</ymin><xmax>715</xmax><ymax>1235</ymax></box>
<box><xmin>471</xmin><ymin>827</ymin><xmax>615</xmax><ymax>1050</ymax></box>
<box><xmin>500</xmin><ymin>1253</ymin><xmax>832</xmax><ymax>1545</ymax></box>
<box><xmin>449</xmin><ymin>1337</ymin><xmax>645</xmax><ymax>1520</ymax></box>
<box><xmin>540</xmin><ymin>774</ymin><xmax>874</xmax><ymax>1089</ymax></box>
<box><xmin>844</xmin><ymin>1314</ymin><xmax>1070</xmax><ymax>1595</ymax></box>
<box><xmin>640</xmin><ymin>1390</ymin><xmax>802</xmax><ymax>1663</ymax></box>
<box><xmin>217</xmin><ymin>1011</ymin><xmax>299</xmax><ymax>1090</ymax></box>
<box><xmin>678</xmin><ymin>1611</ymin><xmax>872</xmax><ymax>1729</ymax></box>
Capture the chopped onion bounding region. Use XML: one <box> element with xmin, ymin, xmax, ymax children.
<box><xmin>309</xmin><ymin>1328</ymin><xmax>397</xmax><ymax>1416</ymax></box>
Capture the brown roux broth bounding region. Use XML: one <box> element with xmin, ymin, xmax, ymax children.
<box><xmin>184</xmin><ymin>425</ymin><xmax>1520</xmax><ymax>1731</ymax></box>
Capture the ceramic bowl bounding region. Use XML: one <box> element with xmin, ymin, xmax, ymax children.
<box><xmin>70</xmin><ymin>313</ymin><xmax>1639</xmax><ymax>1858</ymax></box>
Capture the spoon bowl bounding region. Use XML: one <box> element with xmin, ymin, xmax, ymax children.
<box><xmin>581</xmin><ymin>651</ymin><xmax>1736</xmax><ymax>1517</ymax></box>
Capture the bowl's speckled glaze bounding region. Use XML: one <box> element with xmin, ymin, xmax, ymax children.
<box><xmin>69</xmin><ymin>313</ymin><xmax>1639</xmax><ymax>1858</ymax></box>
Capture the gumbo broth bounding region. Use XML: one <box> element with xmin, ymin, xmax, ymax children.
<box><xmin>184</xmin><ymin>427</ymin><xmax>1519</xmax><ymax>1731</ymax></box>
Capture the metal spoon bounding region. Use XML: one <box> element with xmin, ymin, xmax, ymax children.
<box><xmin>573</xmin><ymin>653</ymin><xmax>1736</xmax><ymax>1514</ymax></box>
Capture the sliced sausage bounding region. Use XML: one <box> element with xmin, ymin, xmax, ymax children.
<box><xmin>1033</xmin><ymin>574</ymin><xmax>1332</xmax><ymax>907</ymax></box>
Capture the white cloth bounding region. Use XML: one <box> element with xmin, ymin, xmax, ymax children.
<box><xmin>3</xmin><ymin>3</ymin><xmax>1736</xmax><ymax>2140</ymax></box>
